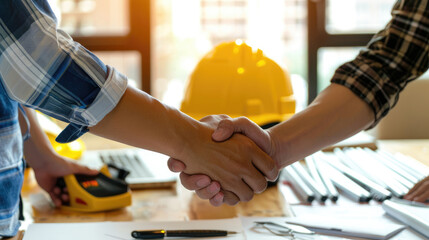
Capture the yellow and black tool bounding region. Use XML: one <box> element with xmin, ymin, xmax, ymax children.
<box><xmin>56</xmin><ymin>166</ymin><xmax>132</xmax><ymax>212</ymax></box>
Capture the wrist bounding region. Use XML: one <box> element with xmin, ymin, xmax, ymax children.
<box><xmin>27</xmin><ymin>150</ymin><xmax>62</xmax><ymax>171</ymax></box>
<box><xmin>168</xmin><ymin>111</ymin><xmax>210</xmax><ymax>163</ymax></box>
<box><xmin>266</xmin><ymin>127</ymin><xmax>289</xmax><ymax>168</ymax></box>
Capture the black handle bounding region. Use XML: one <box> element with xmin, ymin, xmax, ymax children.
<box><xmin>166</xmin><ymin>230</ymin><xmax>227</xmax><ymax>238</ymax></box>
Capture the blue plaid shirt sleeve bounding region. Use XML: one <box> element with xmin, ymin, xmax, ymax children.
<box><xmin>0</xmin><ymin>0</ymin><xmax>128</xmax><ymax>143</ymax></box>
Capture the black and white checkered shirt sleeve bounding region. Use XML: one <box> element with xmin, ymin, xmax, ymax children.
<box><xmin>331</xmin><ymin>0</ymin><xmax>429</xmax><ymax>128</ymax></box>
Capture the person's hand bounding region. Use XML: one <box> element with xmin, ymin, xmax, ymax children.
<box><xmin>167</xmin><ymin>115</ymin><xmax>232</xmax><ymax>206</ymax></box>
<box><xmin>31</xmin><ymin>154</ymin><xmax>98</xmax><ymax>207</ymax></box>
<box><xmin>176</xmin><ymin>119</ymin><xmax>278</xmax><ymax>205</ymax></box>
<box><xmin>168</xmin><ymin>115</ymin><xmax>280</xmax><ymax>206</ymax></box>
<box><xmin>404</xmin><ymin>176</ymin><xmax>429</xmax><ymax>203</ymax></box>
<box><xmin>17</xmin><ymin>107</ymin><xmax>99</xmax><ymax>207</ymax></box>
<box><xmin>168</xmin><ymin>159</ymin><xmax>225</xmax><ymax>206</ymax></box>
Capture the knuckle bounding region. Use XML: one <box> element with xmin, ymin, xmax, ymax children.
<box><xmin>196</xmin><ymin>190</ymin><xmax>211</xmax><ymax>200</ymax></box>
<box><xmin>219</xmin><ymin>114</ymin><xmax>231</xmax><ymax>119</ymax></box>
<box><xmin>199</xmin><ymin>115</ymin><xmax>213</xmax><ymax>122</ymax></box>
<box><xmin>220</xmin><ymin>118</ymin><xmax>234</xmax><ymax>126</ymax></box>
<box><xmin>241</xmin><ymin>138</ymin><xmax>255</xmax><ymax>149</ymax></box>
<box><xmin>267</xmin><ymin>158</ymin><xmax>276</xmax><ymax>169</ymax></box>
<box><xmin>238</xmin><ymin>168</ymin><xmax>253</xmax><ymax>182</ymax></box>
<box><xmin>238</xmin><ymin>116</ymin><xmax>250</xmax><ymax>122</ymax></box>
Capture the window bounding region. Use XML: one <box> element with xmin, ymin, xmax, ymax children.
<box><xmin>307</xmin><ymin>0</ymin><xmax>396</xmax><ymax>101</ymax></box>
<box><xmin>53</xmin><ymin>0</ymin><xmax>409</xmax><ymax>107</ymax></box>
<box><xmin>326</xmin><ymin>0</ymin><xmax>393</xmax><ymax>34</ymax></box>
<box><xmin>58</xmin><ymin>0</ymin><xmax>129</xmax><ymax>36</ymax></box>
<box><xmin>54</xmin><ymin>0</ymin><xmax>150</xmax><ymax>92</ymax></box>
<box><xmin>152</xmin><ymin>0</ymin><xmax>307</xmax><ymax>108</ymax></box>
<box><xmin>201</xmin><ymin>0</ymin><xmax>247</xmax><ymax>44</ymax></box>
<box><xmin>93</xmin><ymin>51</ymin><xmax>141</xmax><ymax>88</ymax></box>
<box><xmin>317</xmin><ymin>47</ymin><xmax>362</xmax><ymax>91</ymax></box>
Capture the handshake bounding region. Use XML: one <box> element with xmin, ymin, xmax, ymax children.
<box><xmin>167</xmin><ymin>114</ymin><xmax>283</xmax><ymax>207</ymax></box>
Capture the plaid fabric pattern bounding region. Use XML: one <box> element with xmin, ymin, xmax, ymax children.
<box><xmin>0</xmin><ymin>85</ymin><xmax>23</xmax><ymax>238</ymax></box>
<box><xmin>0</xmin><ymin>0</ymin><xmax>127</xmax><ymax>236</ymax></box>
<box><xmin>0</xmin><ymin>161</ymin><xmax>24</xmax><ymax>238</ymax></box>
<box><xmin>0</xmin><ymin>0</ymin><xmax>128</xmax><ymax>143</ymax></box>
<box><xmin>331</xmin><ymin>0</ymin><xmax>429</xmax><ymax>128</ymax></box>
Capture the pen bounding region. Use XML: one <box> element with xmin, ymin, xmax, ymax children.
<box><xmin>131</xmin><ymin>229</ymin><xmax>238</xmax><ymax>239</ymax></box>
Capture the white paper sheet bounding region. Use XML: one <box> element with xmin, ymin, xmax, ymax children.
<box><xmin>382</xmin><ymin>200</ymin><xmax>429</xmax><ymax>239</ymax></box>
<box><xmin>286</xmin><ymin>216</ymin><xmax>405</xmax><ymax>240</ymax></box>
<box><xmin>291</xmin><ymin>203</ymin><xmax>426</xmax><ymax>239</ymax></box>
<box><xmin>22</xmin><ymin>218</ymin><xmax>244</xmax><ymax>240</ymax></box>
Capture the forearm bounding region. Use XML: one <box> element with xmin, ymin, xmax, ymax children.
<box><xmin>269</xmin><ymin>83</ymin><xmax>374</xmax><ymax>168</ymax></box>
<box><xmin>89</xmin><ymin>85</ymin><xmax>277</xmax><ymax>200</ymax></box>
<box><xmin>19</xmin><ymin>107</ymin><xmax>60</xmax><ymax>169</ymax></box>
<box><xmin>89</xmin><ymin>86</ymin><xmax>204</xmax><ymax>160</ymax></box>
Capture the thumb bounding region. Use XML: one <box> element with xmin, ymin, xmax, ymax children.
<box><xmin>213</xmin><ymin>117</ymin><xmax>271</xmax><ymax>154</ymax></box>
<box><xmin>71</xmin><ymin>163</ymin><xmax>98</xmax><ymax>175</ymax></box>
<box><xmin>212</xmin><ymin>119</ymin><xmax>235</xmax><ymax>142</ymax></box>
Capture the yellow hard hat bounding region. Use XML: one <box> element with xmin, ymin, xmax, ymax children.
<box><xmin>181</xmin><ymin>40</ymin><xmax>295</xmax><ymax>127</ymax></box>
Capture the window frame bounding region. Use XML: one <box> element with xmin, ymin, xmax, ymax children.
<box><xmin>306</xmin><ymin>0</ymin><xmax>374</xmax><ymax>102</ymax></box>
<box><xmin>71</xmin><ymin>0</ymin><xmax>151</xmax><ymax>93</ymax></box>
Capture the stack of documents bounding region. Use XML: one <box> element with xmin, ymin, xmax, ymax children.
<box><xmin>282</xmin><ymin>147</ymin><xmax>429</xmax><ymax>204</ymax></box>
<box><xmin>382</xmin><ymin>199</ymin><xmax>429</xmax><ymax>238</ymax></box>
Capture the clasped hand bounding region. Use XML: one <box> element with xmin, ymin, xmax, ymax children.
<box><xmin>170</xmin><ymin>115</ymin><xmax>429</xmax><ymax>206</ymax></box>
<box><xmin>169</xmin><ymin>115</ymin><xmax>281</xmax><ymax>206</ymax></box>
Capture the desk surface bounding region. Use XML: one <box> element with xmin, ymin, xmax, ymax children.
<box><xmin>11</xmin><ymin>135</ymin><xmax>429</xmax><ymax>240</ymax></box>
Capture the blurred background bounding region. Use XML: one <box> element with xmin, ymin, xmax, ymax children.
<box><xmin>49</xmin><ymin>0</ymin><xmax>428</xmax><ymax>113</ymax></box>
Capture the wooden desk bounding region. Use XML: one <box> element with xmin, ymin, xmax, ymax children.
<box><xmin>11</xmin><ymin>136</ymin><xmax>429</xmax><ymax>239</ymax></box>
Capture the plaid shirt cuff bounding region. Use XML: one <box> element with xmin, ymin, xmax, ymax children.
<box><xmin>331</xmin><ymin>1</ymin><xmax>429</xmax><ymax>128</ymax></box>
<box><xmin>331</xmin><ymin>59</ymin><xmax>393</xmax><ymax>129</ymax></box>
<box><xmin>56</xmin><ymin>66</ymin><xmax>127</xmax><ymax>143</ymax></box>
